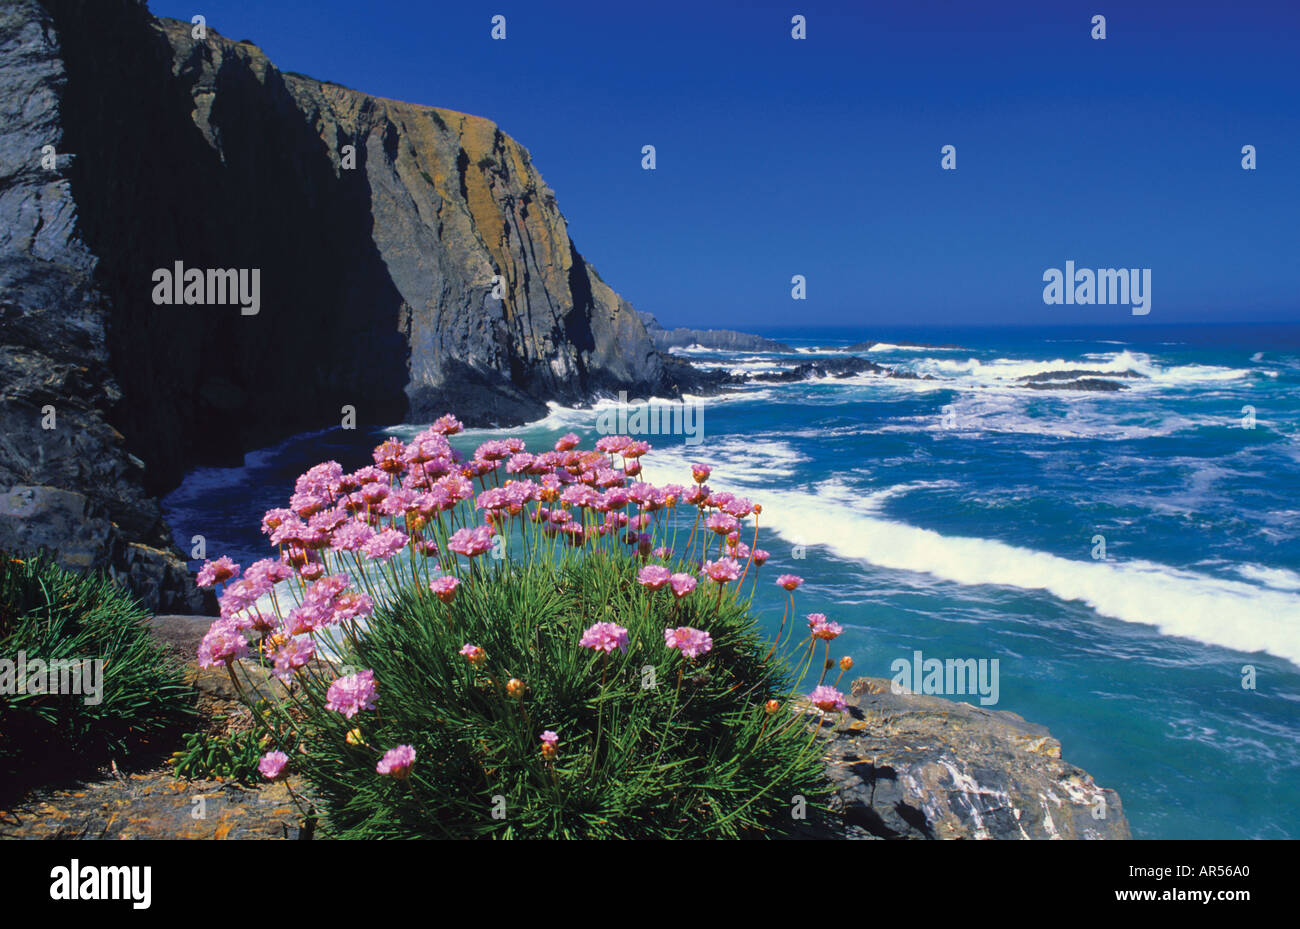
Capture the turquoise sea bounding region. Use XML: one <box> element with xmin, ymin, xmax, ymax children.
<box><xmin>164</xmin><ymin>323</ymin><xmax>1300</xmax><ymax>839</ymax></box>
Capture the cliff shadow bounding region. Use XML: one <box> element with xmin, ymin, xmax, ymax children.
<box><xmin>43</xmin><ymin>0</ymin><xmax>409</xmax><ymax>496</ymax></box>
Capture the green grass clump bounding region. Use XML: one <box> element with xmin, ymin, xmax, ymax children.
<box><xmin>171</xmin><ymin>700</ymin><xmax>294</xmax><ymax>784</ymax></box>
<box><xmin>0</xmin><ymin>553</ymin><xmax>195</xmax><ymax>788</ymax></box>
<box><xmin>292</xmin><ymin>554</ymin><xmax>826</xmax><ymax>839</ymax></box>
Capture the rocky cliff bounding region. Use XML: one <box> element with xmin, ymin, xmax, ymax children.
<box><xmin>0</xmin><ymin>0</ymin><xmax>673</xmax><ymax>609</ymax></box>
<box><xmin>0</xmin><ymin>0</ymin><xmax>203</xmax><ymax>610</ymax></box>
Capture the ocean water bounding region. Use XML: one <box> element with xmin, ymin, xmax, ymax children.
<box><xmin>163</xmin><ymin>323</ymin><xmax>1300</xmax><ymax>839</ymax></box>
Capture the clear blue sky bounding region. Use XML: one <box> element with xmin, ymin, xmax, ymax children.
<box><xmin>148</xmin><ymin>0</ymin><xmax>1299</xmax><ymax>329</ymax></box>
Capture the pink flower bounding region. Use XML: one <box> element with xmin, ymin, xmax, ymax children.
<box><xmin>244</xmin><ymin>558</ymin><xmax>291</xmax><ymax>589</ymax></box>
<box><xmin>691</xmin><ymin>463</ymin><xmax>712</xmax><ymax>484</ymax></box>
<box><xmin>540</xmin><ymin>730</ymin><xmax>559</xmax><ymax>759</ymax></box>
<box><xmin>258</xmin><ymin>751</ymin><xmax>289</xmax><ymax>780</ymax></box>
<box><xmin>705</xmin><ymin>512</ymin><xmax>740</xmax><ymax>536</ymax></box>
<box><xmin>637</xmin><ymin>564</ymin><xmax>672</xmax><ymax>591</ymax></box>
<box><xmin>555</xmin><ymin>433</ymin><xmax>580</xmax><ymax>451</ymax></box>
<box><xmin>703</xmin><ymin>557</ymin><xmax>741</xmax><ymax>585</ymax></box>
<box><xmin>808</xmin><ymin>685</ymin><xmax>848</xmax><ymax>713</ymax></box>
<box><xmin>432</xmin><ymin>414</ymin><xmax>463</xmax><ymax>435</ymax></box>
<box><xmin>684</xmin><ymin>484</ymin><xmax>709</xmax><ymax>506</ymax></box>
<box><xmin>197</xmin><ymin>618</ymin><xmax>248</xmax><ymax>668</ymax></box>
<box><xmin>664</xmin><ymin>626</ymin><xmax>713</xmax><ymax>659</ymax></box>
<box><xmin>751</xmin><ymin>548</ymin><xmax>770</xmax><ymax>566</ymax></box>
<box><xmin>595</xmin><ymin>435</ymin><xmax>630</xmax><ymax>455</ymax></box>
<box><xmin>333</xmin><ymin>591</ymin><xmax>373</xmax><ymax>623</ymax></box>
<box><xmin>724</xmin><ymin>497</ymin><xmax>755</xmax><ymax>518</ymax></box>
<box><xmin>376</xmin><ymin>744</ymin><xmax>416</xmax><ymax>778</ymax></box>
<box><xmin>808</xmin><ymin>614</ymin><xmax>843</xmax><ymax>641</ymax></box>
<box><xmin>448</xmin><ymin>526</ymin><xmax>495</xmax><ymax>558</ymax></box>
<box><xmin>286</xmin><ymin>574</ymin><xmax>362</xmax><ymax>633</ymax></box>
<box><xmin>579</xmin><ymin>621</ymin><xmax>629</xmax><ymax>654</ymax></box>
<box><xmin>261</xmin><ymin>507</ymin><xmax>297</xmax><ymax>536</ymax></box>
<box><xmin>217</xmin><ymin>579</ymin><xmax>259</xmax><ymax>618</ymax></box>
<box><xmin>295</xmin><ymin>461</ymin><xmax>343</xmax><ymax>498</ymax></box>
<box><xmin>373</xmin><ymin>437</ymin><xmax>407</xmax><ymax>474</ymax></box>
<box><xmin>460</xmin><ymin>643</ymin><xmax>486</xmax><ymax>666</ymax></box>
<box><xmin>298</xmin><ymin>560</ymin><xmax>325</xmax><ymax>581</ymax></box>
<box><xmin>325</xmin><ymin>669</ymin><xmax>378</xmax><ymax>718</ymax></box>
<box><xmin>361</xmin><ymin>528</ymin><xmax>408</xmax><ymax>561</ymax></box>
<box><xmin>777</xmin><ymin>574</ymin><xmax>803</xmax><ymax>592</ymax></box>
<box><xmin>669</xmin><ymin>573</ymin><xmax>698</xmax><ymax>599</ymax></box>
<box><xmin>430</xmin><ymin>575</ymin><xmax>460</xmax><ymax>603</ymax></box>
<box><xmin>196</xmin><ymin>556</ymin><xmax>240</xmax><ymax>588</ymax></box>
<box><xmin>270</xmin><ymin>635</ymin><xmax>316</xmax><ymax>681</ymax></box>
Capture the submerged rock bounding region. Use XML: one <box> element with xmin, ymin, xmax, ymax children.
<box><xmin>1019</xmin><ymin>368</ymin><xmax>1148</xmax><ymax>382</ymax></box>
<box><xmin>801</xmin><ymin>678</ymin><xmax>1130</xmax><ymax>839</ymax></box>
<box><xmin>1018</xmin><ymin>377</ymin><xmax>1128</xmax><ymax>392</ymax></box>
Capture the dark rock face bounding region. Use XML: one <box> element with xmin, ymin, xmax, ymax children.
<box><xmin>1</xmin><ymin>0</ymin><xmax>668</xmax><ymax>608</ymax></box>
<box><xmin>801</xmin><ymin>678</ymin><xmax>1130</xmax><ymax>840</ymax></box>
<box><xmin>639</xmin><ymin>311</ymin><xmax>795</xmax><ymax>354</ymax></box>
<box><xmin>39</xmin><ymin>0</ymin><xmax>665</xmax><ymax>488</ymax></box>
<box><xmin>0</xmin><ymin>0</ymin><xmax>203</xmax><ymax>611</ymax></box>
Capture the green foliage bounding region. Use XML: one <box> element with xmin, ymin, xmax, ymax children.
<box><xmin>0</xmin><ymin>554</ymin><xmax>195</xmax><ymax>783</ymax></box>
<box><xmin>290</xmin><ymin>554</ymin><xmax>828</xmax><ymax>839</ymax></box>
<box><xmin>171</xmin><ymin>700</ymin><xmax>293</xmax><ymax>783</ymax></box>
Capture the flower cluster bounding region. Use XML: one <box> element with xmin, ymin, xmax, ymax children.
<box><xmin>195</xmin><ymin>413</ymin><xmax>855</xmax><ymax>793</ymax></box>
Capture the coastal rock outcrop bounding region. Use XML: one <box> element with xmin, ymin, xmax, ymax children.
<box><xmin>639</xmin><ymin>311</ymin><xmax>795</xmax><ymax>354</ymax></box>
<box><xmin>802</xmin><ymin>678</ymin><xmax>1130</xmax><ymax>839</ymax></box>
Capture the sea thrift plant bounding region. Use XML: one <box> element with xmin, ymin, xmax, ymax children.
<box><xmin>196</xmin><ymin>418</ymin><xmax>853</xmax><ymax>838</ymax></box>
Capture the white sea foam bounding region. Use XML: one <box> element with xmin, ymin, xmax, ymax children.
<box><xmin>865</xmin><ymin>343</ymin><xmax>964</xmax><ymax>353</ymax></box>
<box><xmin>770</xmin><ymin>487</ymin><xmax>1300</xmax><ymax>666</ymax></box>
<box><xmin>645</xmin><ymin>442</ymin><xmax>1300</xmax><ymax>666</ymax></box>
<box><xmin>926</xmin><ymin>392</ymin><xmax>1221</xmax><ymax>440</ymax></box>
<box><xmin>891</xmin><ymin>349</ymin><xmax>1252</xmax><ymax>391</ymax></box>
<box><xmin>1236</xmin><ymin>565</ymin><xmax>1300</xmax><ymax>591</ymax></box>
